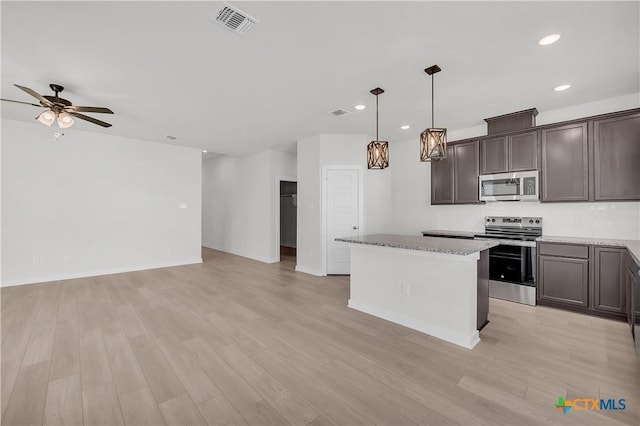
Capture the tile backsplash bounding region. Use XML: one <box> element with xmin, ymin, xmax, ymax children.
<box><xmin>434</xmin><ymin>202</ymin><xmax>640</xmax><ymax>240</ymax></box>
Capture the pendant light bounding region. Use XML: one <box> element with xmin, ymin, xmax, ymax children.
<box><xmin>420</xmin><ymin>65</ymin><xmax>447</xmax><ymax>161</ymax></box>
<box><xmin>367</xmin><ymin>87</ymin><xmax>389</xmax><ymax>169</ymax></box>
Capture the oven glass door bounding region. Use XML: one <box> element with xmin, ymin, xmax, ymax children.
<box><xmin>489</xmin><ymin>245</ymin><xmax>535</xmax><ymax>286</ymax></box>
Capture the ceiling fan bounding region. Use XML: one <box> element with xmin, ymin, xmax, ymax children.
<box><xmin>1</xmin><ymin>83</ymin><xmax>114</xmax><ymax>128</ymax></box>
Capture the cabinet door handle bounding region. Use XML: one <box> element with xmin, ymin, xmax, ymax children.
<box><xmin>353</xmin><ymin>226</ymin><xmax>358</xmax><ymax>230</ymax></box>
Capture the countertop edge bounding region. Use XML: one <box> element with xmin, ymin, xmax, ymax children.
<box><xmin>336</xmin><ymin>234</ymin><xmax>498</xmax><ymax>256</ymax></box>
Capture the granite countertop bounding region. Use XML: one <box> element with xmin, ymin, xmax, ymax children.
<box><xmin>537</xmin><ymin>235</ymin><xmax>640</xmax><ymax>268</ymax></box>
<box><xmin>336</xmin><ymin>234</ymin><xmax>498</xmax><ymax>256</ymax></box>
<box><xmin>421</xmin><ymin>229</ymin><xmax>477</xmax><ymax>239</ymax></box>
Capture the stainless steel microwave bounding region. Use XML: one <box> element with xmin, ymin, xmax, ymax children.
<box><xmin>479</xmin><ymin>171</ymin><xmax>539</xmax><ymax>201</ymax></box>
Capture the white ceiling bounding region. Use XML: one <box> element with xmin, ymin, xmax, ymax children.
<box><xmin>2</xmin><ymin>1</ymin><xmax>638</xmax><ymax>156</ymax></box>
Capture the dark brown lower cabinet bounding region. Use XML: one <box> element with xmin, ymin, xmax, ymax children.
<box><xmin>625</xmin><ymin>252</ymin><xmax>638</xmax><ymax>334</ymax></box>
<box><xmin>477</xmin><ymin>250</ymin><xmax>489</xmax><ymax>330</ymax></box>
<box><xmin>593</xmin><ymin>247</ymin><xmax>626</xmax><ymax>314</ymax></box>
<box><xmin>538</xmin><ymin>255</ymin><xmax>589</xmax><ymax>307</ymax></box>
<box><xmin>626</xmin><ymin>266</ymin><xmax>635</xmax><ymax>333</ymax></box>
<box><xmin>537</xmin><ymin>242</ymin><xmax>630</xmax><ymax>321</ymax></box>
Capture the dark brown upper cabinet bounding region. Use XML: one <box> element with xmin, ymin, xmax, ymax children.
<box><xmin>430</xmin><ymin>142</ymin><xmax>480</xmax><ymax>205</ymax></box>
<box><xmin>479</xmin><ymin>131</ymin><xmax>538</xmax><ymax>175</ymax></box>
<box><xmin>430</xmin><ymin>145</ymin><xmax>454</xmax><ymax>205</ymax></box>
<box><xmin>434</xmin><ymin>108</ymin><xmax>639</xmax><ymax>206</ymax></box>
<box><xmin>508</xmin><ymin>131</ymin><xmax>538</xmax><ymax>172</ymax></box>
<box><xmin>593</xmin><ymin>112</ymin><xmax>640</xmax><ymax>201</ymax></box>
<box><xmin>541</xmin><ymin>122</ymin><xmax>589</xmax><ymax>202</ymax></box>
<box><xmin>479</xmin><ymin>136</ymin><xmax>507</xmax><ymax>174</ymax></box>
<box><xmin>453</xmin><ymin>141</ymin><xmax>480</xmax><ymax>204</ymax></box>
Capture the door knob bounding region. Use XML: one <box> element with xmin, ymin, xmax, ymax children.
<box><xmin>353</xmin><ymin>226</ymin><xmax>358</xmax><ymax>230</ymax></box>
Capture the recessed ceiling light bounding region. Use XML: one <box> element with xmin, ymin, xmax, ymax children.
<box><xmin>202</xmin><ymin>150</ymin><xmax>208</xmax><ymax>153</ymax></box>
<box><xmin>538</xmin><ymin>33</ymin><xmax>561</xmax><ymax>46</ymax></box>
<box><xmin>354</xmin><ymin>104</ymin><xmax>366</xmax><ymax>110</ymax></box>
<box><xmin>554</xmin><ymin>84</ymin><xmax>571</xmax><ymax>91</ymax></box>
<box><xmin>401</xmin><ymin>125</ymin><xmax>410</xmax><ymax>130</ymax></box>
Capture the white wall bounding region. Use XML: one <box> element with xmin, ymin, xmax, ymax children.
<box><xmin>388</xmin><ymin>93</ymin><xmax>640</xmax><ymax>241</ymax></box>
<box><xmin>202</xmin><ymin>150</ymin><xmax>296</xmax><ymax>263</ymax></box>
<box><xmin>1</xmin><ymin>119</ymin><xmax>202</xmax><ymax>286</ymax></box>
<box><xmin>297</xmin><ymin>136</ymin><xmax>322</xmax><ymax>274</ymax></box>
<box><xmin>296</xmin><ymin>134</ymin><xmax>393</xmax><ymax>275</ymax></box>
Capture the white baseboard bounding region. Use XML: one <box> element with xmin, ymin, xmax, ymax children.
<box><xmin>202</xmin><ymin>243</ymin><xmax>279</xmax><ymax>264</ymax></box>
<box><xmin>347</xmin><ymin>299</ymin><xmax>480</xmax><ymax>350</ymax></box>
<box><xmin>1</xmin><ymin>258</ymin><xmax>203</xmax><ymax>288</ymax></box>
<box><xmin>294</xmin><ymin>265</ymin><xmax>325</xmax><ymax>276</ymax></box>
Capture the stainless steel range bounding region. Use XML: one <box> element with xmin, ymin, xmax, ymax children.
<box><xmin>474</xmin><ymin>216</ymin><xmax>542</xmax><ymax>306</ymax></box>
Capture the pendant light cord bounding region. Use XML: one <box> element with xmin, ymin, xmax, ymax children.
<box><xmin>376</xmin><ymin>94</ymin><xmax>379</xmax><ymax>141</ymax></box>
<box><xmin>431</xmin><ymin>73</ymin><xmax>435</xmax><ymax>128</ymax></box>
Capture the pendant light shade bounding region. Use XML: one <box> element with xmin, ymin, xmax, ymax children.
<box><xmin>367</xmin><ymin>141</ymin><xmax>389</xmax><ymax>169</ymax></box>
<box><xmin>420</xmin><ymin>127</ymin><xmax>447</xmax><ymax>160</ymax></box>
<box><xmin>367</xmin><ymin>87</ymin><xmax>389</xmax><ymax>169</ymax></box>
<box><xmin>420</xmin><ymin>65</ymin><xmax>447</xmax><ymax>162</ymax></box>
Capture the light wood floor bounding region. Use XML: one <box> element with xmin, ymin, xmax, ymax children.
<box><xmin>2</xmin><ymin>248</ymin><xmax>638</xmax><ymax>426</ymax></box>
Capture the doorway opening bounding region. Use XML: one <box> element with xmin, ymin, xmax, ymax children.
<box><xmin>279</xmin><ymin>180</ymin><xmax>297</xmax><ymax>263</ymax></box>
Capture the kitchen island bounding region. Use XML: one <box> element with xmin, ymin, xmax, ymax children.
<box><xmin>336</xmin><ymin>234</ymin><xmax>498</xmax><ymax>349</ymax></box>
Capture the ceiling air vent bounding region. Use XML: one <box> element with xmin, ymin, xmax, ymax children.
<box><xmin>331</xmin><ymin>108</ymin><xmax>351</xmax><ymax>117</ymax></box>
<box><xmin>214</xmin><ymin>3</ymin><xmax>259</xmax><ymax>36</ymax></box>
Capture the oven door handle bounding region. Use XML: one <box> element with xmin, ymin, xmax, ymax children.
<box><xmin>490</xmin><ymin>253</ymin><xmax>523</xmax><ymax>260</ymax></box>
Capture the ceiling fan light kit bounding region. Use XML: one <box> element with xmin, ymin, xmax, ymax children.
<box><xmin>1</xmin><ymin>83</ymin><xmax>114</xmax><ymax>130</ymax></box>
<box><xmin>57</xmin><ymin>112</ymin><xmax>75</xmax><ymax>129</ymax></box>
<box><xmin>420</xmin><ymin>64</ymin><xmax>448</xmax><ymax>162</ymax></box>
<box><xmin>36</xmin><ymin>110</ymin><xmax>56</xmax><ymax>126</ymax></box>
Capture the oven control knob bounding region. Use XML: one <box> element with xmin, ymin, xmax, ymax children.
<box><xmin>487</xmin><ymin>218</ymin><xmax>491</xmax><ymax>222</ymax></box>
<box><xmin>529</xmin><ymin>219</ymin><xmax>534</xmax><ymax>224</ymax></box>
<box><xmin>491</xmin><ymin>219</ymin><xmax>496</xmax><ymax>223</ymax></box>
<box><xmin>535</xmin><ymin>219</ymin><xmax>540</xmax><ymax>224</ymax></box>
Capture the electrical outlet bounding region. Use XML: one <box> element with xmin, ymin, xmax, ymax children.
<box><xmin>401</xmin><ymin>283</ymin><xmax>411</xmax><ymax>296</ymax></box>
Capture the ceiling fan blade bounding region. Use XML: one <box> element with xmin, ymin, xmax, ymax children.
<box><xmin>1</xmin><ymin>98</ymin><xmax>43</xmax><ymax>107</ymax></box>
<box><xmin>68</xmin><ymin>112</ymin><xmax>112</xmax><ymax>128</ymax></box>
<box><xmin>14</xmin><ymin>84</ymin><xmax>53</xmax><ymax>106</ymax></box>
<box><xmin>65</xmin><ymin>106</ymin><xmax>114</xmax><ymax>114</ymax></box>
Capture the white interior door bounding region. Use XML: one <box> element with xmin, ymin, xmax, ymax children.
<box><xmin>327</xmin><ymin>169</ymin><xmax>360</xmax><ymax>275</ymax></box>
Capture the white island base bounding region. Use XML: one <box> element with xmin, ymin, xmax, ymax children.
<box><xmin>346</xmin><ymin>243</ymin><xmax>490</xmax><ymax>349</ymax></box>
